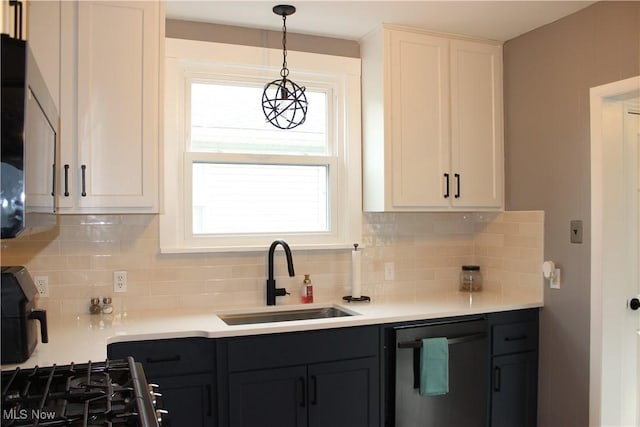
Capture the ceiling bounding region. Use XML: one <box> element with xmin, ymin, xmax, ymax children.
<box><xmin>165</xmin><ymin>1</ymin><xmax>595</xmax><ymax>43</ymax></box>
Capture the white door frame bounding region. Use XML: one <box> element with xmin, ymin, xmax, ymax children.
<box><xmin>590</xmin><ymin>75</ymin><xmax>640</xmax><ymax>426</ymax></box>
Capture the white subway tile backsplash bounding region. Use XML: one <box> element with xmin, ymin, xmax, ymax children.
<box><xmin>0</xmin><ymin>211</ymin><xmax>544</xmax><ymax>315</ymax></box>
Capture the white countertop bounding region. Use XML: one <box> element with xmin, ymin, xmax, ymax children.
<box><xmin>2</xmin><ymin>291</ymin><xmax>542</xmax><ymax>370</ymax></box>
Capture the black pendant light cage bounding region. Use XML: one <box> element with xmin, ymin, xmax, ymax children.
<box><xmin>262</xmin><ymin>4</ymin><xmax>308</xmax><ymax>130</ymax></box>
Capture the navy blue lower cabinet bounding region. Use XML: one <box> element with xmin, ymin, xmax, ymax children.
<box><xmin>491</xmin><ymin>352</ymin><xmax>538</xmax><ymax>427</ymax></box>
<box><xmin>227</xmin><ymin>358</ymin><xmax>378</xmax><ymax>427</ymax></box>
<box><xmin>154</xmin><ymin>373</ymin><xmax>216</xmax><ymax>426</ymax></box>
<box><xmin>107</xmin><ymin>337</ymin><xmax>216</xmax><ymax>427</ymax></box>
<box><xmin>488</xmin><ymin>309</ymin><xmax>539</xmax><ymax>427</ymax></box>
<box><xmin>229</xmin><ymin>366</ymin><xmax>307</xmax><ymax>427</ymax></box>
<box><xmin>220</xmin><ymin>326</ymin><xmax>380</xmax><ymax>427</ymax></box>
<box><xmin>307</xmin><ymin>357</ymin><xmax>379</xmax><ymax>427</ymax></box>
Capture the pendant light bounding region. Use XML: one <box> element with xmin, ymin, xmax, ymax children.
<box><xmin>261</xmin><ymin>4</ymin><xmax>308</xmax><ymax>130</ymax></box>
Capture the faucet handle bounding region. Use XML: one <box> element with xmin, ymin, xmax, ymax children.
<box><xmin>275</xmin><ymin>288</ymin><xmax>289</xmax><ymax>297</ymax></box>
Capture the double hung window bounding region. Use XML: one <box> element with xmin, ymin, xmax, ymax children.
<box><xmin>161</xmin><ymin>39</ymin><xmax>361</xmax><ymax>252</ymax></box>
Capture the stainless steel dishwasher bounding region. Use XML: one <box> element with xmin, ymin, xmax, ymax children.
<box><xmin>386</xmin><ymin>316</ymin><xmax>489</xmax><ymax>426</ymax></box>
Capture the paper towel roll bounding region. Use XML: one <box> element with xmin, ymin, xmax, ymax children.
<box><xmin>351</xmin><ymin>247</ymin><xmax>361</xmax><ymax>298</ymax></box>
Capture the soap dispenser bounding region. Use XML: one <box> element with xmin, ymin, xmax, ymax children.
<box><xmin>301</xmin><ymin>274</ymin><xmax>314</xmax><ymax>304</ymax></box>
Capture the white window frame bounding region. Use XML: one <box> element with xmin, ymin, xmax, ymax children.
<box><xmin>160</xmin><ymin>38</ymin><xmax>362</xmax><ymax>253</ymax></box>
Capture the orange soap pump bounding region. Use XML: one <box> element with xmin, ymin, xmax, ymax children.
<box><xmin>301</xmin><ymin>274</ymin><xmax>314</xmax><ymax>304</ymax></box>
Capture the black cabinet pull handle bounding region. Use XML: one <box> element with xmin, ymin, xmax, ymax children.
<box><xmin>494</xmin><ymin>366</ymin><xmax>501</xmax><ymax>392</ymax></box>
<box><xmin>443</xmin><ymin>173</ymin><xmax>450</xmax><ymax>198</ymax></box>
<box><xmin>298</xmin><ymin>377</ymin><xmax>306</xmax><ymax>407</ymax></box>
<box><xmin>9</xmin><ymin>0</ymin><xmax>23</xmax><ymax>39</ymax></box>
<box><xmin>311</xmin><ymin>375</ymin><xmax>318</xmax><ymax>405</ymax></box>
<box><xmin>505</xmin><ymin>335</ymin><xmax>528</xmax><ymax>342</ymax></box>
<box><xmin>206</xmin><ymin>384</ymin><xmax>212</xmax><ymax>417</ymax></box>
<box><xmin>64</xmin><ymin>164</ymin><xmax>70</xmax><ymax>196</ymax></box>
<box><xmin>81</xmin><ymin>164</ymin><xmax>87</xmax><ymax>197</ymax></box>
<box><xmin>145</xmin><ymin>355</ymin><xmax>181</xmax><ymax>364</ymax></box>
<box><xmin>630</xmin><ymin>298</ymin><xmax>640</xmax><ymax>310</ymax></box>
<box><xmin>454</xmin><ymin>173</ymin><xmax>461</xmax><ymax>198</ymax></box>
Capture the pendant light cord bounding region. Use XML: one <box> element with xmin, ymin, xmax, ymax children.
<box><xmin>280</xmin><ymin>14</ymin><xmax>289</xmax><ymax>78</ymax></box>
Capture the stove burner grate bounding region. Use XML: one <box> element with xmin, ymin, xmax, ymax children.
<box><xmin>1</xmin><ymin>358</ymin><xmax>160</xmax><ymax>427</ymax></box>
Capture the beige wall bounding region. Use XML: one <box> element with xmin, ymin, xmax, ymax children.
<box><xmin>503</xmin><ymin>2</ymin><xmax>640</xmax><ymax>426</ymax></box>
<box><xmin>166</xmin><ymin>19</ymin><xmax>360</xmax><ymax>58</ymax></box>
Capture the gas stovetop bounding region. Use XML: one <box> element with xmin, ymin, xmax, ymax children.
<box><xmin>1</xmin><ymin>358</ymin><xmax>163</xmax><ymax>427</ymax></box>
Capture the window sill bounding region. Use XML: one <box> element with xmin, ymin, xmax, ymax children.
<box><xmin>159</xmin><ymin>242</ymin><xmax>361</xmax><ymax>254</ymax></box>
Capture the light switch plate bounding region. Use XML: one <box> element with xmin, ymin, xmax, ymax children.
<box><xmin>570</xmin><ymin>220</ymin><xmax>583</xmax><ymax>244</ymax></box>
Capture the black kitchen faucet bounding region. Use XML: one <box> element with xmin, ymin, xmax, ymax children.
<box><xmin>266</xmin><ymin>240</ymin><xmax>295</xmax><ymax>305</ymax></box>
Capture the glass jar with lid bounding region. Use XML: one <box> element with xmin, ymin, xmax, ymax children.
<box><xmin>459</xmin><ymin>265</ymin><xmax>482</xmax><ymax>292</ymax></box>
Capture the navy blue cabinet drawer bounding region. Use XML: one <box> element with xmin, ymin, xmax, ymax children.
<box><xmin>108</xmin><ymin>337</ymin><xmax>214</xmax><ymax>377</ymax></box>
<box><xmin>492</xmin><ymin>321</ymin><xmax>538</xmax><ymax>355</ymax></box>
<box><xmin>225</xmin><ymin>326</ymin><xmax>378</xmax><ymax>372</ymax></box>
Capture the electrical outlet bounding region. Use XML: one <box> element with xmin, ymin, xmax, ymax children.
<box><xmin>113</xmin><ymin>271</ymin><xmax>127</xmax><ymax>293</ymax></box>
<box><xmin>34</xmin><ymin>276</ymin><xmax>49</xmax><ymax>297</ymax></box>
<box><xmin>384</xmin><ymin>262</ymin><xmax>395</xmax><ymax>281</ymax></box>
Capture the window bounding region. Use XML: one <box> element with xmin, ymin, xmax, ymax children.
<box><xmin>161</xmin><ymin>38</ymin><xmax>361</xmax><ymax>252</ymax></box>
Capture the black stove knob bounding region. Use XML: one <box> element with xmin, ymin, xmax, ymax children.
<box><xmin>630</xmin><ymin>298</ymin><xmax>640</xmax><ymax>311</ymax></box>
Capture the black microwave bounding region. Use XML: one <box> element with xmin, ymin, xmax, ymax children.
<box><xmin>1</xmin><ymin>34</ymin><xmax>59</xmax><ymax>239</ymax></box>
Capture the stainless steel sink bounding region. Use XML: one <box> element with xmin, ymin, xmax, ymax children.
<box><xmin>218</xmin><ymin>306</ymin><xmax>356</xmax><ymax>326</ymax></box>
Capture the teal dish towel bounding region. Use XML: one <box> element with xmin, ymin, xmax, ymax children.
<box><xmin>419</xmin><ymin>337</ymin><xmax>449</xmax><ymax>396</ymax></box>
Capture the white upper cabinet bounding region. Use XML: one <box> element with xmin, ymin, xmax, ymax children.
<box><xmin>362</xmin><ymin>26</ymin><xmax>504</xmax><ymax>212</ymax></box>
<box><xmin>388</xmin><ymin>30</ymin><xmax>450</xmax><ymax>209</ymax></box>
<box><xmin>27</xmin><ymin>1</ymin><xmax>61</xmax><ymax>211</ymax></box>
<box><xmin>58</xmin><ymin>1</ymin><xmax>161</xmax><ymax>213</ymax></box>
<box><xmin>449</xmin><ymin>39</ymin><xmax>503</xmax><ymax>209</ymax></box>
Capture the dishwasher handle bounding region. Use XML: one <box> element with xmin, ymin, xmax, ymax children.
<box><xmin>397</xmin><ymin>332</ymin><xmax>486</xmax><ymax>349</ymax></box>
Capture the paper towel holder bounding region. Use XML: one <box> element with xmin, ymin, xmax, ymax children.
<box><xmin>342</xmin><ymin>295</ymin><xmax>371</xmax><ymax>303</ymax></box>
<box><xmin>343</xmin><ymin>243</ymin><xmax>371</xmax><ymax>303</ymax></box>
